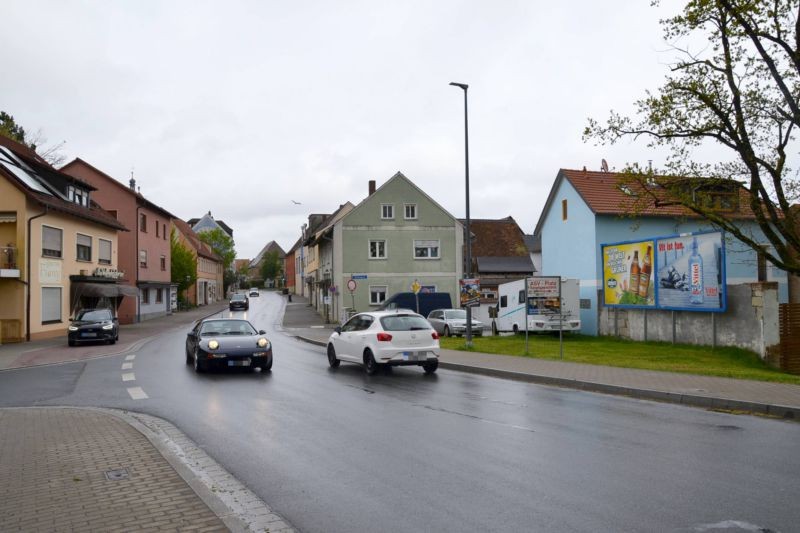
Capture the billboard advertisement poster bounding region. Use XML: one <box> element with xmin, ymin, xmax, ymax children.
<box><xmin>602</xmin><ymin>240</ymin><xmax>656</xmax><ymax>308</ymax></box>
<box><xmin>655</xmin><ymin>232</ymin><xmax>725</xmax><ymax>311</ymax></box>
<box><xmin>459</xmin><ymin>278</ymin><xmax>481</xmax><ymax>307</ymax></box>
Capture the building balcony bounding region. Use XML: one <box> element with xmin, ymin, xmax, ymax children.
<box><xmin>1</xmin><ymin>246</ymin><xmax>19</xmax><ymax>278</ymax></box>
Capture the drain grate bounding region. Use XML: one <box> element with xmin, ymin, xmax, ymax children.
<box><xmin>105</xmin><ymin>468</ymin><xmax>130</xmax><ymax>481</ymax></box>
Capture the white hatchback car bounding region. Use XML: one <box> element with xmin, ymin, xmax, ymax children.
<box><xmin>327</xmin><ymin>310</ymin><xmax>440</xmax><ymax>374</ymax></box>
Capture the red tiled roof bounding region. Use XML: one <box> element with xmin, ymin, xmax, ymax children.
<box><xmin>173</xmin><ymin>218</ymin><xmax>220</xmax><ymax>261</ymax></box>
<box><xmin>459</xmin><ymin>217</ymin><xmax>529</xmax><ymax>257</ymax></box>
<box><xmin>559</xmin><ymin>168</ymin><xmax>757</xmax><ymax>218</ymax></box>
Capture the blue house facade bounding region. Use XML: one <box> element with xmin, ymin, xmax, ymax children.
<box><xmin>535</xmin><ymin>168</ymin><xmax>789</xmax><ymax>335</ymax></box>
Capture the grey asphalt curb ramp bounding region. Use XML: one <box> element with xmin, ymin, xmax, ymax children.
<box><xmin>0</xmin><ymin>406</ymin><xmax>295</xmax><ymax>533</ymax></box>
<box><xmin>289</xmin><ymin>332</ymin><xmax>799</xmax><ymax>421</ymax></box>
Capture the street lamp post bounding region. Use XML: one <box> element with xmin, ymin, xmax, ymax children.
<box><xmin>450</xmin><ymin>82</ymin><xmax>473</xmax><ymax>347</ymax></box>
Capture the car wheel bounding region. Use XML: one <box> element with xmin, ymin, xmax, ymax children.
<box><xmin>443</xmin><ymin>325</ymin><xmax>451</xmax><ymax>337</ymax></box>
<box><xmin>262</xmin><ymin>357</ymin><xmax>273</xmax><ymax>372</ymax></box>
<box><xmin>68</xmin><ymin>338</ymin><xmax>75</xmax><ymax>347</ymax></box>
<box><xmin>422</xmin><ymin>360</ymin><xmax>439</xmax><ymax>374</ymax></box>
<box><xmin>364</xmin><ymin>350</ymin><xmax>379</xmax><ymax>375</ymax></box>
<box><xmin>185</xmin><ymin>346</ymin><xmax>193</xmax><ymax>365</ymax></box>
<box><xmin>327</xmin><ymin>344</ymin><xmax>340</xmax><ymax>368</ymax></box>
<box><xmin>109</xmin><ymin>338</ymin><xmax>116</xmax><ymax>345</ymax></box>
<box><xmin>193</xmin><ymin>349</ymin><xmax>205</xmax><ymax>373</ymax></box>
<box><xmin>513</xmin><ymin>324</ymin><xmax>520</xmax><ymax>335</ymax></box>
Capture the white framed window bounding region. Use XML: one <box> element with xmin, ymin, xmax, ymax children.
<box><xmin>380</xmin><ymin>204</ymin><xmax>394</xmax><ymax>220</ymax></box>
<box><xmin>99</xmin><ymin>239</ymin><xmax>112</xmax><ymax>265</ymax></box>
<box><xmin>414</xmin><ymin>240</ymin><xmax>440</xmax><ymax>259</ymax></box>
<box><xmin>369</xmin><ymin>285</ymin><xmax>388</xmax><ymax>305</ymax></box>
<box><xmin>42</xmin><ymin>225</ymin><xmax>62</xmax><ymax>258</ymax></box>
<box><xmin>404</xmin><ymin>203</ymin><xmax>417</xmax><ymax>220</ymax></box>
<box><xmin>76</xmin><ymin>234</ymin><xmax>92</xmax><ymax>262</ymax></box>
<box><xmin>139</xmin><ymin>249</ymin><xmax>148</xmax><ymax>268</ymax></box>
<box><xmin>369</xmin><ymin>239</ymin><xmax>387</xmax><ymax>259</ymax></box>
<box><xmin>41</xmin><ymin>287</ymin><xmax>62</xmax><ymax>323</ymax></box>
<box><xmin>141</xmin><ymin>288</ymin><xmax>150</xmax><ymax>304</ymax></box>
<box><xmin>68</xmin><ymin>186</ymin><xmax>89</xmax><ymax>207</ymax></box>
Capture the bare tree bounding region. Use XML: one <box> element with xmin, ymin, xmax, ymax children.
<box><xmin>585</xmin><ymin>1</ymin><xmax>800</xmax><ymax>275</ymax></box>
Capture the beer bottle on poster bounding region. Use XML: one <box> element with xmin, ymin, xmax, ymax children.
<box><xmin>689</xmin><ymin>237</ymin><xmax>704</xmax><ymax>304</ymax></box>
<box><xmin>638</xmin><ymin>245</ymin><xmax>652</xmax><ymax>298</ymax></box>
<box><xmin>628</xmin><ymin>250</ymin><xmax>640</xmax><ymax>294</ymax></box>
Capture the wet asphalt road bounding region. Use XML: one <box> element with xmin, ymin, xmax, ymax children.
<box><xmin>1</xmin><ymin>291</ymin><xmax>800</xmax><ymax>533</ymax></box>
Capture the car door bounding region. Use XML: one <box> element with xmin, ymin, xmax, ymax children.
<box><xmin>334</xmin><ymin>315</ymin><xmax>360</xmax><ymax>361</ymax></box>
<box><xmin>352</xmin><ymin>315</ymin><xmax>374</xmax><ymax>358</ymax></box>
<box><xmin>427</xmin><ymin>310</ymin><xmax>443</xmax><ymax>334</ymax></box>
<box><xmin>187</xmin><ymin>322</ymin><xmax>201</xmax><ymax>353</ymax></box>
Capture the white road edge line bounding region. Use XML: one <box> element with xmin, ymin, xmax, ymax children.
<box><xmin>122</xmin><ymin>373</ymin><xmax>136</xmax><ymax>382</ymax></box>
<box><xmin>121</xmin><ymin>362</ymin><xmax>133</xmax><ymax>370</ymax></box>
<box><xmin>125</xmin><ymin>354</ymin><xmax>136</xmax><ymax>361</ymax></box>
<box><xmin>127</xmin><ymin>387</ymin><xmax>148</xmax><ymax>400</ymax></box>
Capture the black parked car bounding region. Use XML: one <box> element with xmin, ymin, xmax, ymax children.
<box><xmin>185</xmin><ymin>318</ymin><xmax>273</xmax><ymax>373</ymax></box>
<box><xmin>229</xmin><ymin>292</ymin><xmax>249</xmax><ymax>311</ymax></box>
<box><xmin>68</xmin><ymin>308</ymin><xmax>119</xmax><ymax>346</ymax></box>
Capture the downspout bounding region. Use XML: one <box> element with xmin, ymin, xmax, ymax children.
<box><xmin>322</xmin><ymin>232</ymin><xmax>335</xmax><ymax>323</ymax></box>
<box><xmin>135</xmin><ymin>205</ymin><xmax>142</xmax><ymax>323</ymax></box>
<box><xmin>26</xmin><ymin>208</ymin><xmax>48</xmax><ymax>341</ymax></box>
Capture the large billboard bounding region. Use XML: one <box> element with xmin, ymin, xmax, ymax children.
<box><xmin>601</xmin><ymin>231</ymin><xmax>726</xmax><ymax>312</ymax></box>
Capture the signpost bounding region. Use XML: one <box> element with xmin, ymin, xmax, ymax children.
<box><xmin>525</xmin><ymin>276</ymin><xmax>563</xmax><ymax>358</ymax></box>
<box><xmin>347</xmin><ymin>278</ymin><xmax>357</xmax><ymax>314</ymax></box>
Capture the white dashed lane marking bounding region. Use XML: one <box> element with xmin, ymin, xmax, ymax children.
<box><xmin>122</xmin><ymin>373</ymin><xmax>136</xmax><ymax>382</ymax></box>
<box><xmin>125</xmin><ymin>354</ymin><xmax>136</xmax><ymax>361</ymax></box>
<box><xmin>127</xmin><ymin>387</ymin><xmax>148</xmax><ymax>400</ymax></box>
<box><xmin>122</xmin><ymin>362</ymin><xmax>133</xmax><ymax>370</ymax></box>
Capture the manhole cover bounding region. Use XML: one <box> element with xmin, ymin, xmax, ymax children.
<box><xmin>105</xmin><ymin>468</ymin><xmax>130</xmax><ymax>481</ymax></box>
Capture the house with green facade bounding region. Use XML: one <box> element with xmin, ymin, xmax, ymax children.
<box><xmin>329</xmin><ymin>172</ymin><xmax>464</xmax><ymax>321</ymax></box>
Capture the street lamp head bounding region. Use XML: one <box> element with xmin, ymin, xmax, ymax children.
<box><xmin>449</xmin><ymin>82</ymin><xmax>468</xmax><ymax>90</ymax></box>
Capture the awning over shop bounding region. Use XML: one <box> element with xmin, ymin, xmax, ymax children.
<box><xmin>72</xmin><ymin>282</ymin><xmax>139</xmax><ymax>298</ymax></box>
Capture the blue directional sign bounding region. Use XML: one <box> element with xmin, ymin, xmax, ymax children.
<box><xmin>351</xmin><ymin>274</ymin><xmax>368</xmax><ymax>280</ymax></box>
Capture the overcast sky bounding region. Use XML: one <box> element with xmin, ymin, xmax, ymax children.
<box><xmin>3</xmin><ymin>0</ymin><xmax>686</xmax><ymax>259</ymax></box>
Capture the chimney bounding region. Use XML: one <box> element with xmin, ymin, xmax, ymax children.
<box><xmin>129</xmin><ymin>177</ymin><xmax>136</xmax><ymax>190</ymax></box>
<box><xmin>368</xmin><ymin>180</ymin><xmax>376</xmax><ymax>196</ymax></box>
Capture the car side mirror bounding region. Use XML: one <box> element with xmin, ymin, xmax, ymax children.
<box><xmin>187</xmin><ymin>332</ymin><xmax>196</xmax><ymax>339</ymax></box>
<box><xmin>113</xmin><ymin>317</ymin><xmax>119</xmax><ymax>322</ymax></box>
<box><xmin>334</xmin><ymin>326</ymin><xmax>342</xmax><ymax>334</ymax></box>
<box><xmin>259</xmin><ymin>330</ymin><xmax>266</xmax><ymax>335</ymax></box>
<box><xmin>69</xmin><ymin>317</ymin><xmax>74</xmax><ymax>322</ymax></box>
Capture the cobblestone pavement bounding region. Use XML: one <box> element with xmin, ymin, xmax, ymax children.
<box><xmin>0</xmin><ymin>407</ymin><xmax>295</xmax><ymax>533</ymax></box>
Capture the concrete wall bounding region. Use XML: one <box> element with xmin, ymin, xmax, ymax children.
<box><xmin>599</xmin><ymin>282</ymin><xmax>779</xmax><ymax>358</ymax></box>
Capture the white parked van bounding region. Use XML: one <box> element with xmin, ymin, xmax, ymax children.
<box><xmin>492</xmin><ymin>278</ymin><xmax>581</xmax><ymax>334</ymax></box>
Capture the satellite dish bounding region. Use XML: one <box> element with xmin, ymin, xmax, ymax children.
<box><xmin>601</xmin><ymin>159</ymin><xmax>609</xmax><ymax>172</ymax></box>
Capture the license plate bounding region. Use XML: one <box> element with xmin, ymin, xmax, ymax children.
<box><xmin>402</xmin><ymin>351</ymin><xmax>424</xmax><ymax>361</ymax></box>
<box><xmin>228</xmin><ymin>359</ymin><xmax>251</xmax><ymax>367</ymax></box>
<box><xmin>81</xmin><ymin>332</ymin><xmax>97</xmax><ymax>338</ymax></box>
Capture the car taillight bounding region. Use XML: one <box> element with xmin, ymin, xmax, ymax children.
<box><xmin>377</xmin><ymin>332</ymin><xmax>393</xmax><ymax>342</ymax></box>
<box><xmin>431</xmin><ymin>331</ymin><xmax>439</xmax><ymax>340</ymax></box>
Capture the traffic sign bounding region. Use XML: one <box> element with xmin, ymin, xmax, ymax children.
<box><xmin>347</xmin><ymin>279</ymin><xmax>357</xmax><ymax>291</ymax></box>
<box><xmin>411</xmin><ymin>280</ymin><xmax>421</xmax><ymax>294</ymax></box>
<box><xmin>352</xmin><ymin>274</ymin><xmax>368</xmax><ymax>280</ymax></box>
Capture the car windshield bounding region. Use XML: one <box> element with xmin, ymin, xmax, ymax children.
<box><xmin>445</xmin><ymin>310</ymin><xmax>467</xmax><ymax>320</ymax></box>
<box><xmin>76</xmin><ymin>309</ymin><xmax>112</xmax><ymax>321</ymax></box>
<box><xmin>231</xmin><ymin>294</ymin><xmax>246</xmax><ymax>301</ymax></box>
<box><xmin>199</xmin><ymin>320</ymin><xmax>257</xmax><ymax>336</ymax></box>
<box><xmin>380</xmin><ymin>315</ymin><xmax>432</xmax><ymax>331</ymax></box>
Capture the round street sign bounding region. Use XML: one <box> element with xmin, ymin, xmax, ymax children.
<box><xmin>347</xmin><ymin>279</ymin><xmax>357</xmax><ymax>292</ymax></box>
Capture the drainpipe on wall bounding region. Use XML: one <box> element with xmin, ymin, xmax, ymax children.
<box><xmin>135</xmin><ymin>205</ymin><xmax>141</xmax><ymax>323</ymax></box>
<box><xmin>26</xmin><ymin>208</ymin><xmax>48</xmax><ymax>341</ymax></box>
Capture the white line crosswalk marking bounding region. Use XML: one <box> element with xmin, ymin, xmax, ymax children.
<box><xmin>125</xmin><ymin>354</ymin><xmax>136</xmax><ymax>361</ymax></box>
<box><xmin>127</xmin><ymin>387</ymin><xmax>148</xmax><ymax>400</ymax></box>
<box><xmin>122</xmin><ymin>373</ymin><xmax>135</xmax><ymax>382</ymax></box>
<box><xmin>122</xmin><ymin>362</ymin><xmax>133</xmax><ymax>370</ymax></box>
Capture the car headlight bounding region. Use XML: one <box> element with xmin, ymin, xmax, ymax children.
<box><xmin>257</xmin><ymin>338</ymin><xmax>270</xmax><ymax>349</ymax></box>
<box><xmin>102</xmin><ymin>324</ymin><xmax>114</xmax><ymax>330</ymax></box>
<box><xmin>208</xmin><ymin>339</ymin><xmax>219</xmax><ymax>350</ymax></box>
<box><xmin>68</xmin><ymin>326</ymin><xmax>78</xmax><ymax>331</ymax></box>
